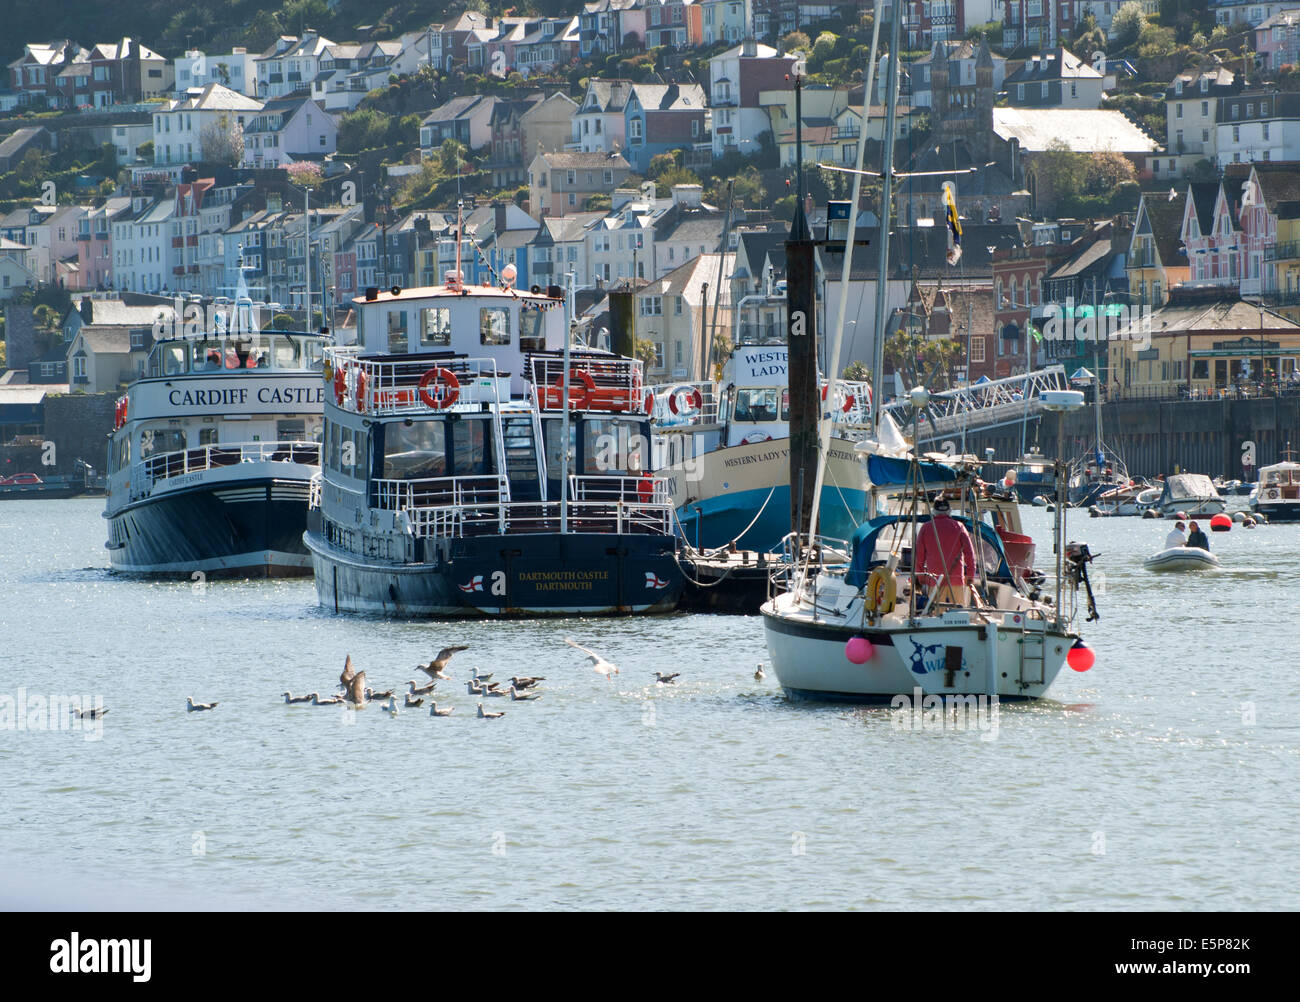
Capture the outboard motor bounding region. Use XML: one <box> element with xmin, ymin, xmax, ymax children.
<box><xmin>1065</xmin><ymin>541</ymin><xmax>1099</xmax><ymax>623</ymax></box>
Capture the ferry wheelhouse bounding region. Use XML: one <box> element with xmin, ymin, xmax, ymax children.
<box><xmin>104</xmin><ymin>328</ymin><xmax>328</xmax><ymax>576</ymax></box>
<box><xmin>651</xmin><ymin>344</ymin><xmax>876</xmax><ymax>552</ymax></box>
<box><xmin>304</xmin><ymin>276</ymin><xmax>682</xmax><ymax>617</ymax></box>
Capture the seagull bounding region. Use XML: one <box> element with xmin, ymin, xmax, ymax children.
<box><xmin>477</xmin><ymin>702</ymin><xmax>505</xmax><ymax>719</ymax></box>
<box><xmin>345</xmin><ymin>670</ymin><xmax>367</xmax><ymax>707</ymax></box>
<box><xmin>483</xmin><ymin>685</ymin><xmax>509</xmax><ymax>698</ymax></box>
<box><xmin>408</xmin><ymin>679</ymin><xmax>436</xmax><ymax>696</ymax></box>
<box><xmin>72</xmin><ymin>706</ymin><xmax>108</xmax><ymax>719</ymax></box>
<box><xmin>311</xmin><ymin>692</ymin><xmax>343</xmax><ymax>705</ymax></box>
<box><xmin>510</xmin><ymin>676</ymin><xmax>545</xmax><ymax>689</ymax></box>
<box><xmin>365</xmin><ymin>687</ymin><xmax>395</xmax><ymax>701</ymax></box>
<box><xmin>282</xmin><ymin>691</ymin><xmax>313</xmax><ymax>704</ymax></box>
<box><xmin>186</xmin><ymin>697</ymin><xmax>218</xmax><ymax>712</ymax></box>
<box><xmin>468</xmin><ymin>679</ymin><xmax>502</xmax><ymax>694</ymax></box>
<box><xmin>509</xmin><ymin>686</ymin><xmax>541</xmax><ymax>701</ymax></box>
<box><xmin>471</xmin><ymin>667</ymin><xmax>494</xmax><ymax>683</ymax></box>
<box><xmin>340</xmin><ymin>654</ymin><xmax>357</xmax><ymax>689</ymax></box>
<box><xmin>429</xmin><ymin>701</ymin><xmax>454</xmax><ymax>717</ymax></box>
<box><xmin>654</xmin><ymin>672</ymin><xmax>680</xmax><ymax>684</ymax></box>
<box><xmin>404</xmin><ymin>694</ymin><xmax>424</xmax><ymax>708</ymax></box>
<box><xmin>381</xmin><ymin>695</ymin><xmax>399</xmax><ymax>716</ymax></box>
<box><xmin>565</xmin><ymin>637</ymin><xmax>619</xmax><ymax>679</ymax></box>
<box><xmin>419</xmin><ymin>645</ymin><xmax>469</xmax><ymax>681</ymax></box>
<box><xmin>754</xmin><ymin>664</ymin><xmax>766</xmax><ymax>680</ymax></box>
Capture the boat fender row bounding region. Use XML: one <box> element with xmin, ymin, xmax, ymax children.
<box><xmin>864</xmin><ymin>568</ymin><xmax>897</xmax><ymax>615</ymax></box>
<box><xmin>113</xmin><ymin>396</ymin><xmax>128</xmax><ymax>429</ymax></box>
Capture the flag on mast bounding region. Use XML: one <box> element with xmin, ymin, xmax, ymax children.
<box><xmin>943</xmin><ymin>181</ymin><xmax>962</xmax><ymax>265</ymax></box>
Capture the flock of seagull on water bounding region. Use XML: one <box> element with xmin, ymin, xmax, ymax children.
<box><xmin>78</xmin><ymin>642</ymin><xmax>768</xmax><ymax>720</ymax></box>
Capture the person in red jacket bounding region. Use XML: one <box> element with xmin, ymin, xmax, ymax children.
<box><xmin>914</xmin><ymin>496</ymin><xmax>978</xmax><ymax>608</ymax></box>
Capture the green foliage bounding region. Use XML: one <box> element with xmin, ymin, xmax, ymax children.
<box><xmin>1033</xmin><ymin>141</ymin><xmax>1141</xmax><ymax>216</ymax></box>
<box><xmin>781</xmin><ymin>31</ymin><xmax>812</xmax><ymax>54</ymax></box>
<box><xmin>965</xmin><ymin>20</ymin><xmax>1002</xmax><ymax>45</ymax></box>
<box><xmin>338</xmin><ymin>109</ymin><xmax>396</xmax><ymax>154</ymax></box>
<box><xmin>652</xmin><ymin>166</ymin><xmax>700</xmax><ymax>198</ymax></box>
<box><xmin>841</xmin><ymin>360</ymin><xmax>870</xmax><ymax>382</ymax></box>
<box><xmin>1112</xmin><ymin>2</ymin><xmax>1148</xmax><ymax>49</ymax></box>
<box><xmin>646</xmin><ymin>151</ymin><xmax>681</xmax><ymax>179</ymax></box>
<box><xmin>269</xmin><ymin>313</ymin><xmax>295</xmax><ymax>330</ymax></box>
<box><xmin>772</xmin><ymin>193</ymin><xmax>795</xmax><ymax>220</ymax></box>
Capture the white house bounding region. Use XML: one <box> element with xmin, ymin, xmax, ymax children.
<box><xmin>254</xmin><ymin>33</ymin><xmax>334</xmax><ymax>100</ymax></box>
<box><xmin>708</xmin><ymin>39</ymin><xmax>797</xmax><ymax>158</ymax></box>
<box><xmin>1215</xmin><ymin>90</ymin><xmax>1300</xmax><ymax>168</ymax></box>
<box><xmin>152</xmin><ymin>83</ymin><xmax>263</xmax><ymax>166</ymax></box>
<box><xmin>174</xmin><ymin>49</ymin><xmax>257</xmax><ymax>97</ymax></box>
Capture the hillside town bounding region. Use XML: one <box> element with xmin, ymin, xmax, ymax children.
<box><xmin>3</xmin><ymin>0</ymin><xmax>1300</xmax><ymax>447</ymax></box>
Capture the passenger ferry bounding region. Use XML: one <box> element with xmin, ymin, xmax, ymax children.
<box><xmin>1252</xmin><ymin>444</ymin><xmax>1300</xmax><ymax>522</ymax></box>
<box><xmin>651</xmin><ymin>344</ymin><xmax>877</xmax><ymax>552</ymax></box>
<box><xmin>303</xmin><ymin>272</ymin><xmax>682</xmax><ymax>617</ymax></box>
<box><xmin>104</xmin><ymin>321</ymin><xmax>328</xmax><ymax>577</ymax></box>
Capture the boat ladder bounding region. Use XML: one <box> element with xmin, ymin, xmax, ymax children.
<box><xmin>1017</xmin><ymin>618</ymin><xmax>1047</xmax><ymax>689</ymax></box>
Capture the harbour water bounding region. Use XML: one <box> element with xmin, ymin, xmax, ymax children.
<box><xmin>1</xmin><ymin>498</ymin><xmax>1296</xmax><ymax>910</ymax></box>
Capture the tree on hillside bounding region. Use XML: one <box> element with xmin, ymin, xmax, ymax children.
<box><xmin>200</xmin><ymin>114</ymin><xmax>244</xmax><ymax>167</ymax></box>
<box><xmin>652</xmin><ymin>166</ymin><xmax>700</xmax><ymax>198</ymax></box>
<box><xmin>1112</xmin><ymin>2</ymin><xmax>1147</xmax><ymax>49</ymax></box>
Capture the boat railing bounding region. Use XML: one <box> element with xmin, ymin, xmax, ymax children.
<box><xmin>528</xmin><ymin>352</ymin><xmax>650</xmax><ymax>415</ymax></box>
<box><xmin>324</xmin><ymin>347</ymin><xmax>508</xmax><ymax>417</ymax></box>
<box><xmin>133</xmin><ymin>439</ymin><xmax>320</xmax><ymax>497</ymax></box>
<box><xmin>569</xmin><ymin>473</ymin><xmax>671</xmax><ymax>506</ymax></box>
<box><xmin>308</xmin><ymin>472</ymin><xmax>323</xmax><ymax>510</ymax></box>
<box><xmin>400</xmin><ymin>497</ymin><xmax>672</xmax><ymax>539</ymax></box>
<box><xmin>373</xmin><ymin>474</ymin><xmax>508</xmax><ymax>513</ymax></box>
<box><xmin>829</xmin><ymin>380</ymin><xmax>873</xmax><ymax>426</ymax></box>
<box><xmin>648</xmin><ymin>381</ymin><xmax>719</xmax><ymax>427</ymax></box>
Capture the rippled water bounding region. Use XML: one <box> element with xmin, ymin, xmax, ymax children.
<box><xmin>0</xmin><ymin>499</ymin><xmax>1296</xmax><ymax>910</ymax></box>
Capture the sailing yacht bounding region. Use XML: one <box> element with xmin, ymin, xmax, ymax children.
<box><xmin>760</xmin><ymin>11</ymin><xmax>1098</xmax><ymax>701</ymax></box>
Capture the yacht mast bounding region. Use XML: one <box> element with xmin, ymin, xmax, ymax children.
<box><xmin>871</xmin><ymin>6</ymin><xmax>904</xmax><ymax>439</ymax></box>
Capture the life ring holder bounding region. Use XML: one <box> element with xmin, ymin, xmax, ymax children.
<box><xmin>417</xmin><ymin>367</ymin><xmax>461</xmax><ymax>409</ymax></box>
<box><xmin>864</xmin><ymin>567</ymin><xmax>897</xmax><ymax>615</ymax></box>
<box><xmin>821</xmin><ymin>384</ymin><xmax>856</xmax><ymax>413</ymax></box>
<box><xmin>668</xmin><ymin>385</ymin><xmax>702</xmax><ymax>415</ymax></box>
<box><xmin>553</xmin><ymin>369</ymin><xmax>595</xmax><ymax>409</ymax></box>
<box><xmin>333</xmin><ymin>365</ymin><xmax>347</xmax><ymax>406</ymax></box>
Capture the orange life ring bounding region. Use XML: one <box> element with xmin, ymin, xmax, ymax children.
<box><xmin>643</xmin><ymin>390</ymin><xmax>655</xmax><ymax>413</ymax></box>
<box><xmin>355</xmin><ymin>370</ymin><xmax>368</xmax><ymax>412</ymax></box>
<box><xmin>668</xmin><ymin>386</ymin><xmax>702</xmax><ymax>415</ymax></box>
<box><xmin>417</xmin><ymin>367</ymin><xmax>460</xmax><ymax>409</ymax></box>
<box><xmin>821</xmin><ymin>385</ymin><xmax>855</xmax><ymax>413</ymax></box>
<box><xmin>333</xmin><ymin>366</ymin><xmax>347</xmax><ymax>406</ymax></box>
<box><xmin>552</xmin><ymin>369</ymin><xmax>595</xmax><ymax>409</ymax></box>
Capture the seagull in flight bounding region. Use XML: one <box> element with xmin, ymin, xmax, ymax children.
<box><xmin>340</xmin><ymin>654</ymin><xmax>357</xmax><ymax>689</ymax></box>
<box><xmin>344</xmin><ymin>670</ymin><xmax>368</xmax><ymax>707</ymax></box>
<box><xmin>186</xmin><ymin>697</ymin><xmax>218</xmax><ymax>712</ymax></box>
<box><xmin>565</xmin><ymin>637</ymin><xmax>618</xmax><ymax>679</ymax></box>
<box><xmin>419</xmin><ymin>645</ymin><xmax>469</xmax><ymax>681</ymax></box>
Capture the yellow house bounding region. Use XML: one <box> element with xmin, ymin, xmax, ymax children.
<box><xmin>1108</xmin><ymin>286</ymin><xmax>1300</xmax><ymax>399</ymax></box>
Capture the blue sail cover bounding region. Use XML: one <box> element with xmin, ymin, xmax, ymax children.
<box><xmin>866</xmin><ymin>454</ymin><xmax>961</xmax><ymax>488</ymax></box>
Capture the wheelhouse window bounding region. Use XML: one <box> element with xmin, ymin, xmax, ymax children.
<box><xmin>382</xmin><ymin>419</ymin><xmax>448</xmax><ymax>479</ymax></box>
<box><xmin>158</xmin><ymin>345</ymin><xmax>187</xmax><ymax>376</ymax></box>
<box><xmin>271</xmin><ymin>335</ymin><xmax>302</xmax><ymax>368</ymax></box>
<box><xmin>582</xmin><ymin>417</ymin><xmax>648</xmax><ymax>473</ymax></box>
<box><xmin>387</xmin><ymin>311</ymin><xmax>409</xmax><ymax>352</ymax></box>
<box><xmin>480</xmin><ymin>307</ymin><xmax>511</xmax><ymax>345</ymax></box>
<box><xmin>420</xmin><ymin>307</ymin><xmax>452</xmax><ymax>346</ymax></box>
<box><xmin>139</xmin><ymin>428</ymin><xmax>185</xmax><ymax>459</ymax></box>
<box><xmin>732</xmin><ymin>388</ymin><xmax>786</xmax><ymax>422</ymax></box>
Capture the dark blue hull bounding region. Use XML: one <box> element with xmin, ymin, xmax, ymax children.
<box><xmin>105</xmin><ymin>477</ymin><xmax>314</xmax><ymax>577</ymax></box>
<box><xmin>307</xmin><ymin>530</ymin><xmax>684</xmax><ymax>617</ymax></box>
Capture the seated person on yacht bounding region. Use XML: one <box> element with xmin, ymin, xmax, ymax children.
<box><xmin>1185</xmin><ymin>521</ymin><xmax>1210</xmax><ymax>551</ymax></box>
<box><xmin>1164</xmin><ymin>521</ymin><xmax>1187</xmax><ymax>549</ymax></box>
<box><xmin>913</xmin><ymin>496</ymin><xmax>978</xmax><ymax>608</ymax></box>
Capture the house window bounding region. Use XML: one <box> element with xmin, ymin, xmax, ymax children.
<box><xmin>480</xmin><ymin>307</ymin><xmax>511</xmax><ymax>345</ymax></box>
<box><xmin>641</xmin><ymin>296</ymin><xmax>662</xmax><ymax>316</ymax></box>
<box><xmin>420</xmin><ymin>307</ymin><xmax>451</xmax><ymax>346</ymax></box>
<box><xmin>1201</xmin><ymin>101</ymin><xmax>1209</xmax><ymax>116</ymax></box>
<box><xmin>970</xmin><ymin>338</ymin><xmax>985</xmax><ymax>363</ymax></box>
<box><xmin>1177</xmin><ymin>104</ymin><xmax>1183</xmax><ymax>118</ymax></box>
